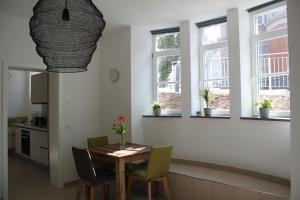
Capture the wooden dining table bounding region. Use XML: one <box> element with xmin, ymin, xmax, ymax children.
<box><xmin>89</xmin><ymin>143</ymin><xmax>151</xmax><ymax>200</ymax></box>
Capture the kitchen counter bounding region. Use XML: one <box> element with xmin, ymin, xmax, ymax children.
<box><xmin>14</xmin><ymin>123</ymin><xmax>48</xmax><ymax>132</ymax></box>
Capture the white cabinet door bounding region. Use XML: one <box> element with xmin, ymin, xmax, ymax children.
<box><xmin>39</xmin><ymin>148</ymin><xmax>49</xmax><ymax>166</ymax></box>
<box><xmin>30</xmin><ymin>130</ymin><xmax>41</xmax><ymax>162</ymax></box>
<box><xmin>39</xmin><ymin>133</ymin><xmax>49</xmax><ymax>166</ymax></box>
<box><xmin>31</xmin><ymin>73</ymin><xmax>48</xmax><ymax>104</ymax></box>
<box><xmin>15</xmin><ymin>128</ymin><xmax>21</xmax><ymax>155</ymax></box>
<box><xmin>31</xmin><ymin>130</ymin><xmax>49</xmax><ymax>166</ymax></box>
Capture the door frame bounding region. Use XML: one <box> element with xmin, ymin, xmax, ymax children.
<box><xmin>1</xmin><ymin>60</ymin><xmax>63</xmax><ymax>200</ymax></box>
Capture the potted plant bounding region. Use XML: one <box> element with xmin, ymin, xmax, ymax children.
<box><xmin>258</xmin><ymin>97</ymin><xmax>273</xmax><ymax>118</ymax></box>
<box><xmin>112</xmin><ymin>115</ymin><xmax>127</xmax><ymax>149</ymax></box>
<box><xmin>201</xmin><ymin>87</ymin><xmax>212</xmax><ymax>117</ymax></box>
<box><xmin>152</xmin><ymin>102</ymin><xmax>162</xmax><ymax>116</ymax></box>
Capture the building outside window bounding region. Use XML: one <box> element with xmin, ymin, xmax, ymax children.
<box><xmin>250</xmin><ymin>2</ymin><xmax>289</xmax><ymax>117</ymax></box>
<box><xmin>198</xmin><ymin>17</ymin><xmax>230</xmax><ymax>116</ymax></box>
<box><xmin>151</xmin><ymin>28</ymin><xmax>181</xmax><ymax>114</ymax></box>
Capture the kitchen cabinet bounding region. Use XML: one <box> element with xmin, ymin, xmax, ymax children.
<box><xmin>38</xmin><ymin>132</ymin><xmax>49</xmax><ymax>166</ymax></box>
<box><xmin>15</xmin><ymin>127</ymin><xmax>49</xmax><ymax>166</ymax></box>
<box><xmin>30</xmin><ymin>130</ymin><xmax>40</xmax><ymax>161</ymax></box>
<box><xmin>31</xmin><ymin>73</ymin><xmax>48</xmax><ymax>104</ymax></box>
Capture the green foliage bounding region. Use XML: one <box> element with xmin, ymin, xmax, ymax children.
<box><xmin>201</xmin><ymin>87</ymin><xmax>212</xmax><ymax>108</ymax></box>
<box><xmin>258</xmin><ymin>97</ymin><xmax>273</xmax><ymax>109</ymax></box>
<box><xmin>157</xmin><ymin>33</ymin><xmax>180</xmax><ymax>83</ymax></box>
<box><xmin>157</xmin><ymin>34</ymin><xmax>180</xmax><ymax>50</ymax></box>
<box><xmin>158</xmin><ymin>57</ymin><xmax>180</xmax><ymax>83</ymax></box>
<box><xmin>152</xmin><ymin>102</ymin><xmax>162</xmax><ymax>109</ymax></box>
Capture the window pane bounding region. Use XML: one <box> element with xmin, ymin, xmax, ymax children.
<box><xmin>155</xmin><ymin>33</ymin><xmax>180</xmax><ymax>51</ymax></box>
<box><xmin>157</xmin><ymin>83</ymin><xmax>182</xmax><ymax>110</ymax></box>
<box><xmin>202</xmin><ymin>80</ymin><xmax>230</xmax><ymax>111</ymax></box>
<box><xmin>203</xmin><ymin>48</ymin><xmax>229</xmax><ymax>80</ymax></box>
<box><xmin>256</xmin><ymin>36</ymin><xmax>290</xmax><ymax>113</ymax></box>
<box><xmin>202</xmin><ymin>23</ymin><xmax>228</xmax><ymax>45</ymax></box>
<box><xmin>157</xmin><ymin>55</ymin><xmax>181</xmax><ymax>83</ymax></box>
<box><xmin>255</xmin><ymin>5</ymin><xmax>287</xmax><ymax>35</ymax></box>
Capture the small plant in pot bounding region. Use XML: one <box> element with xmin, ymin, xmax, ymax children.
<box><xmin>201</xmin><ymin>87</ymin><xmax>212</xmax><ymax>117</ymax></box>
<box><xmin>258</xmin><ymin>97</ymin><xmax>273</xmax><ymax>118</ymax></box>
<box><xmin>152</xmin><ymin>102</ymin><xmax>162</xmax><ymax>116</ymax></box>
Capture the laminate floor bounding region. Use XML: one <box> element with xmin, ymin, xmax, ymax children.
<box><xmin>8</xmin><ymin>156</ymin><xmax>149</xmax><ymax>200</ymax></box>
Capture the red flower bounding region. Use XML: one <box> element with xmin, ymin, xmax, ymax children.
<box><xmin>118</xmin><ymin>115</ymin><xmax>125</xmax><ymax>123</ymax></box>
<box><xmin>113</xmin><ymin>115</ymin><xmax>126</xmax><ymax>136</ymax></box>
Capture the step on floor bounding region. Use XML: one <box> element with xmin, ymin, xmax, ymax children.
<box><xmin>168</xmin><ymin>163</ymin><xmax>290</xmax><ymax>200</ymax></box>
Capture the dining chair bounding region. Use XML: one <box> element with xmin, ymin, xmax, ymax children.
<box><xmin>127</xmin><ymin>145</ymin><xmax>173</xmax><ymax>200</ymax></box>
<box><xmin>87</xmin><ymin>136</ymin><xmax>115</xmax><ymax>170</ymax></box>
<box><xmin>87</xmin><ymin>136</ymin><xmax>109</xmax><ymax>148</ymax></box>
<box><xmin>72</xmin><ymin>147</ymin><xmax>115</xmax><ymax>200</ymax></box>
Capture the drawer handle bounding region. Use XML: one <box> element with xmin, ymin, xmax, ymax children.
<box><xmin>40</xmin><ymin>146</ymin><xmax>48</xmax><ymax>150</ymax></box>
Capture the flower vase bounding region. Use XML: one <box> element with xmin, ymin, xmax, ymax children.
<box><xmin>120</xmin><ymin>134</ymin><xmax>126</xmax><ymax>150</ymax></box>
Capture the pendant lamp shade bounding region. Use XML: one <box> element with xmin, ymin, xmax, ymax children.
<box><xmin>30</xmin><ymin>0</ymin><xmax>106</xmax><ymax>73</ymax></box>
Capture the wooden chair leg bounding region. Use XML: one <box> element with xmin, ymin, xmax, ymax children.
<box><xmin>127</xmin><ymin>176</ymin><xmax>133</xmax><ymax>200</ymax></box>
<box><xmin>106</xmin><ymin>184</ymin><xmax>110</xmax><ymax>200</ymax></box>
<box><xmin>85</xmin><ymin>185</ymin><xmax>90</xmax><ymax>200</ymax></box>
<box><xmin>89</xmin><ymin>186</ymin><xmax>96</xmax><ymax>200</ymax></box>
<box><xmin>162</xmin><ymin>177</ymin><xmax>171</xmax><ymax>200</ymax></box>
<box><xmin>147</xmin><ymin>181</ymin><xmax>152</xmax><ymax>200</ymax></box>
<box><xmin>156</xmin><ymin>181</ymin><xmax>160</xmax><ymax>200</ymax></box>
<box><xmin>76</xmin><ymin>182</ymin><xmax>83</xmax><ymax>200</ymax></box>
<box><xmin>103</xmin><ymin>184</ymin><xmax>107</xmax><ymax>200</ymax></box>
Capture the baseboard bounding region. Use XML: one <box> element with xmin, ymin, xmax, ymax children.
<box><xmin>172</xmin><ymin>158</ymin><xmax>290</xmax><ymax>187</ymax></box>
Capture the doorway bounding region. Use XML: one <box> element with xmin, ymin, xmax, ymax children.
<box><xmin>1</xmin><ymin>62</ymin><xmax>63</xmax><ymax>200</ymax></box>
<box><xmin>7</xmin><ymin>68</ymin><xmax>50</xmax><ymax>199</ymax></box>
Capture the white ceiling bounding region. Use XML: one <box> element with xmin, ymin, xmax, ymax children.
<box><xmin>0</xmin><ymin>0</ymin><xmax>270</xmax><ymax>34</ymax></box>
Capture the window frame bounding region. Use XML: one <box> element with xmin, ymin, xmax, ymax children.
<box><xmin>250</xmin><ymin>1</ymin><xmax>289</xmax><ymax>117</ymax></box>
<box><xmin>152</xmin><ymin>32</ymin><xmax>181</xmax><ymax>115</ymax></box>
<box><xmin>198</xmin><ymin>22</ymin><xmax>230</xmax><ymax>116</ymax></box>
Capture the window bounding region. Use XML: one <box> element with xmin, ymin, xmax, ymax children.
<box><xmin>198</xmin><ymin>19</ymin><xmax>230</xmax><ymax>116</ymax></box>
<box><xmin>152</xmin><ymin>30</ymin><xmax>181</xmax><ymax>114</ymax></box>
<box><xmin>250</xmin><ymin>3</ymin><xmax>289</xmax><ymax>117</ymax></box>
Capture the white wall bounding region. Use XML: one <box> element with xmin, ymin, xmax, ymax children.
<box><xmin>0</xmin><ymin>14</ymin><xmax>43</xmax><ymax>67</ymax></box>
<box><xmin>141</xmin><ymin>9</ymin><xmax>291</xmax><ymax>179</ymax></box>
<box><xmin>97</xmin><ymin>9</ymin><xmax>291</xmax><ymax>179</ymax></box>
<box><xmin>287</xmin><ymin>0</ymin><xmax>300</xmax><ymax>198</ymax></box>
<box><xmin>99</xmin><ymin>27</ymin><xmax>132</xmax><ymax>143</ymax></box>
<box><xmin>0</xmin><ymin>14</ymin><xmax>45</xmax><ymax>199</ymax></box>
<box><xmin>0</xmin><ymin>13</ymin><xmax>105</xmax><ymax>193</ymax></box>
<box><xmin>59</xmin><ymin>52</ymin><xmax>104</xmax><ymax>183</ymax></box>
<box><xmin>7</xmin><ymin>70</ymin><xmax>29</xmax><ymax>118</ymax></box>
<box><xmin>131</xmin><ymin>26</ymin><xmax>152</xmax><ymax>144</ymax></box>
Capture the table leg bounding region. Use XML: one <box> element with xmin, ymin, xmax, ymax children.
<box><xmin>116</xmin><ymin>158</ymin><xmax>126</xmax><ymax>200</ymax></box>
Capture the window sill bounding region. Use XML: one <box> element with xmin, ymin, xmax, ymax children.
<box><xmin>240</xmin><ymin>117</ymin><xmax>290</xmax><ymax>122</ymax></box>
<box><xmin>143</xmin><ymin>114</ymin><xmax>182</xmax><ymax>118</ymax></box>
<box><xmin>190</xmin><ymin>115</ymin><xmax>231</xmax><ymax>119</ymax></box>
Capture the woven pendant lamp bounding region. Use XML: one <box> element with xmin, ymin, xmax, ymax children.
<box><xmin>30</xmin><ymin>0</ymin><xmax>106</xmax><ymax>73</ymax></box>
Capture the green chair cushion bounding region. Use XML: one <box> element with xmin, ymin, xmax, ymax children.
<box><xmin>129</xmin><ymin>145</ymin><xmax>173</xmax><ymax>181</ymax></box>
<box><xmin>129</xmin><ymin>167</ymin><xmax>147</xmax><ymax>180</ymax></box>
